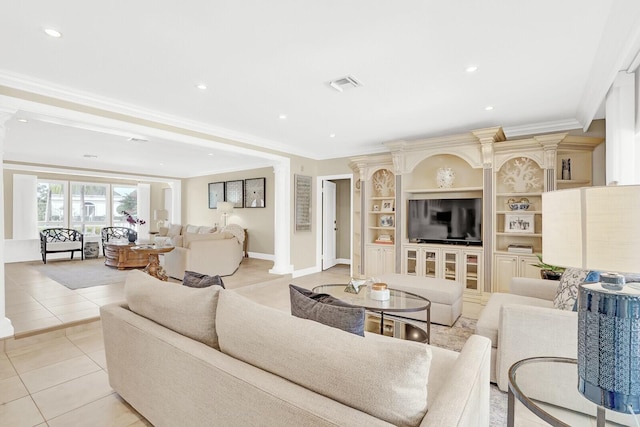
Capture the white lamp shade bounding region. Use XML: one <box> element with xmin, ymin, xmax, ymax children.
<box><xmin>542</xmin><ymin>185</ymin><xmax>640</xmax><ymax>274</ymax></box>
<box><xmin>218</xmin><ymin>202</ymin><xmax>234</xmax><ymax>214</ymax></box>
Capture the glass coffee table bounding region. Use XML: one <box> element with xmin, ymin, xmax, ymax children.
<box><xmin>508</xmin><ymin>357</ymin><xmax>637</xmax><ymax>426</ymax></box>
<box><xmin>312</xmin><ymin>284</ymin><xmax>431</xmax><ymax>343</ymax></box>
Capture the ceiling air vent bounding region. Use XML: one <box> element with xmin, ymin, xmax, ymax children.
<box><xmin>329</xmin><ymin>75</ymin><xmax>362</xmax><ymax>92</ymax></box>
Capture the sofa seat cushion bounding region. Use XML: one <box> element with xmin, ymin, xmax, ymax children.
<box><xmin>44</xmin><ymin>241</ymin><xmax>82</xmax><ymax>251</ymax></box>
<box><xmin>216</xmin><ymin>290</ymin><xmax>431</xmax><ymax>427</ymax></box>
<box><xmin>124</xmin><ymin>270</ymin><xmax>221</xmax><ymax>349</ymax></box>
<box><xmin>476</xmin><ymin>293</ymin><xmax>553</xmax><ymax>347</ymax></box>
<box><xmin>377</xmin><ymin>273</ymin><xmax>463</xmax><ymax>305</ymax></box>
<box><xmin>289</xmin><ymin>285</ymin><xmax>365</xmax><ymax>336</ymax></box>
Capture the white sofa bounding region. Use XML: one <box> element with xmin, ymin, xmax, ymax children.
<box><xmin>162</xmin><ymin>224</ymin><xmax>245</xmax><ymax>279</ymax></box>
<box><xmin>475</xmin><ymin>277</ymin><xmax>576</xmax><ymax>391</ymax></box>
<box><xmin>101</xmin><ymin>270</ymin><xmax>492</xmax><ymax>427</ymax></box>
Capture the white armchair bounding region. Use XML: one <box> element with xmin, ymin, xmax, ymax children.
<box><xmin>475</xmin><ymin>277</ymin><xmax>578</xmax><ymax>391</ymax></box>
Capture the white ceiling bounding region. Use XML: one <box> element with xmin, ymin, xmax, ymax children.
<box><xmin>0</xmin><ymin>0</ymin><xmax>636</xmax><ymax>178</ymax></box>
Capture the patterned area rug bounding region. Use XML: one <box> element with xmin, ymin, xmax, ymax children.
<box><xmin>29</xmin><ymin>258</ymin><xmax>131</xmax><ymax>289</ymax></box>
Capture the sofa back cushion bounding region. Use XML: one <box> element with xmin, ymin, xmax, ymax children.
<box><xmin>216</xmin><ymin>290</ymin><xmax>431</xmax><ymax>427</ymax></box>
<box><xmin>124</xmin><ymin>270</ymin><xmax>220</xmax><ymax>349</ymax></box>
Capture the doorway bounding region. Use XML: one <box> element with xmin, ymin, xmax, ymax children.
<box><xmin>319</xmin><ymin>176</ymin><xmax>352</xmax><ymax>272</ymax></box>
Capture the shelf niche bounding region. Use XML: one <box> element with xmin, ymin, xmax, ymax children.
<box><xmin>403</xmin><ymin>154</ymin><xmax>483</xmax><ymax>192</ymax></box>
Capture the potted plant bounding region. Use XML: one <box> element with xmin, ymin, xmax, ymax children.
<box><xmin>531</xmin><ymin>254</ymin><xmax>565</xmax><ymax>280</ymax></box>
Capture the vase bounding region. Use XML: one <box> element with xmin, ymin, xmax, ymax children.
<box><xmin>436</xmin><ymin>167</ymin><xmax>455</xmax><ymax>188</ymax></box>
<box><xmin>128</xmin><ymin>230</ymin><xmax>137</xmax><ymax>243</ymax></box>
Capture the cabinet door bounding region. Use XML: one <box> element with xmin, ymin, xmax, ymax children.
<box><xmin>519</xmin><ymin>255</ymin><xmax>542</xmax><ymax>280</ymax></box>
<box><xmin>494</xmin><ymin>254</ymin><xmax>518</xmax><ymax>293</ymax></box>
<box><xmin>404</xmin><ymin>248</ymin><xmax>419</xmax><ymax>276</ymax></box>
<box><xmin>381</xmin><ymin>247</ymin><xmax>395</xmax><ymax>275</ymax></box>
<box><xmin>463</xmin><ymin>251</ymin><xmax>482</xmax><ymax>291</ymax></box>
<box><xmin>442</xmin><ymin>250</ymin><xmax>459</xmax><ymax>282</ymax></box>
<box><xmin>422</xmin><ymin>248</ymin><xmax>438</xmax><ymax>278</ymax></box>
<box><xmin>365</xmin><ymin>246</ymin><xmax>381</xmax><ymax>277</ymax></box>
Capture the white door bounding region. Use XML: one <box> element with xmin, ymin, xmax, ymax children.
<box><xmin>322</xmin><ymin>180</ymin><xmax>337</xmax><ymax>270</ymax></box>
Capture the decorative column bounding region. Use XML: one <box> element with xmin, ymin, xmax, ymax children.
<box><xmin>473</xmin><ymin>127</ymin><xmax>505</xmax><ymax>294</ymax></box>
<box><xmin>535</xmin><ymin>133</ymin><xmax>566</xmax><ymax>192</ymax></box>
<box><xmin>605</xmin><ymin>71</ymin><xmax>637</xmax><ymax>185</ymax></box>
<box><xmin>269</xmin><ymin>160</ymin><xmax>293</xmax><ymax>275</ymax></box>
<box><xmin>0</xmin><ymin>111</ymin><xmax>15</xmax><ymax>339</ymax></box>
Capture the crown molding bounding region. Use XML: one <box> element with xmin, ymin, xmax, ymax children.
<box><xmin>503</xmin><ymin>119</ymin><xmax>582</xmax><ymax>138</ymax></box>
<box><xmin>0</xmin><ymin>70</ymin><xmax>323</xmax><ymax>160</ymax></box>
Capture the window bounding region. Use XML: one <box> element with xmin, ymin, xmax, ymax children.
<box><xmin>112</xmin><ymin>185</ymin><xmax>138</xmax><ymax>227</ymax></box>
<box><xmin>37</xmin><ymin>180</ymin><xmax>67</xmax><ymax>231</ymax></box>
<box><xmin>70</xmin><ymin>182</ymin><xmax>109</xmax><ymax>235</ymax></box>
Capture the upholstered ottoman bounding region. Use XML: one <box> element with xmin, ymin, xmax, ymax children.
<box><xmin>377</xmin><ymin>274</ymin><xmax>463</xmax><ymax>326</ymax></box>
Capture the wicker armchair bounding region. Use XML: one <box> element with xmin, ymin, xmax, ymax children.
<box><xmin>101</xmin><ymin>227</ymin><xmax>136</xmax><ymax>256</ymax></box>
<box><xmin>39</xmin><ymin>228</ymin><xmax>84</xmax><ymax>264</ymax></box>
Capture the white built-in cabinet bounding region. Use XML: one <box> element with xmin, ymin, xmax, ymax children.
<box><xmin>350</xmin><ymin>128</ymin><xmax>604</xmax><ymax>304</ymax></box>
<box><xmin>403</xmin><ymin>244</ymin><xmax>483</xmax><ymax>292</ymax></box>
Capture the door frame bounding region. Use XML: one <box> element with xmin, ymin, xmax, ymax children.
<box><xmin>315</xmin><ymin>174</ymin><xmax>353</xmax><ymax>276</ymax></box>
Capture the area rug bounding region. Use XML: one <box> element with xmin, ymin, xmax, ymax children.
<box><xmin>29</xmin><ymin>258</ymin><xmax>131</xmax><ymax>289</ymax></box>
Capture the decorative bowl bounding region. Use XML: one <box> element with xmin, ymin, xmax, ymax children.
<box><xmin>508</xmin><ymin>202</ymin><xmax>530</xmax><ymax>211</ymax></box>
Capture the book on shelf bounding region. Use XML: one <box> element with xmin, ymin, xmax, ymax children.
<box><xmin>507</xmin><ymin>244</ymin><xmax>533</xmax><ymax>254</ymax></box>
<box><xmin>374</xmin><ymin>240</ymin><xmax>394</xmax><ymax>244</ymax></box>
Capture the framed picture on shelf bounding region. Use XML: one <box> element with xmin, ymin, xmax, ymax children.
<box><xmin>505</xmin><ymin>213</ymin><xmax>534</xmax><ymax>233</ymax></box>
<box><xmin>208</xmin><ymin>182</ymin><xmax>225</xmax><ymax>209</ymax></box>
<box><xmin>373</xmin><ymin>204</ymin><xmax>380</xmax><ymax>212</ymax></box>
<box><xmin>380</xmin><ymin>215</ymin><xmax>394</xmax><ymax>227</ymax></box>
<box><xmin>381</xmin><ymin>199</ymin><xmax>394</xmax><ymax>212</ymax></box>
<box><xmin>244</xmin><ymin>177</ymin><xmax>265</xmax><ymax>208</ymax></box>
<box><xmin>225</xmin><ymin>180</ymin><xmax>244</xmax><ymax>208</ymax></box>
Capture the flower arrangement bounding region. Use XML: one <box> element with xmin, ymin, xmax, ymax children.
<box><xmin>121</xmin><ymin>210</ymin><xmax>146</xmax><ymax>227</ymax></box>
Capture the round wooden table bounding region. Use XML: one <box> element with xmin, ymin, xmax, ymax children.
<box><xmin>131</xmin><ymin>245</ymin><xmax>174</xmax><ymax>281</ymax></box>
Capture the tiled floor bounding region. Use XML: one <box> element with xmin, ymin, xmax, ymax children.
<box><xmin>0</xmin><ymin>260</ymin><xmax>512</xmax><ymax>426</ymax></box>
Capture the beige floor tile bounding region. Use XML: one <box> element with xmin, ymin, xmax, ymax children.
<box><xmin>20</xmin><ymin>355</ymin><xmax>101</xmax><ymax>394</ymax></box>
<box><xmin>7</xmin><ymin>307</ymin><xmax>57</xmax><ymax>323</ymax></box>
<box><xmin>84</xmin><ymin>295</ymin><xmax>127</xmax><ymax>306</ymax></box>
<box><xmin>0</xmin><ymin>375</ymin><xmax>29</xmax><ymax>404</ymax></box>
<box><xmin>5</xmin><ymin>300</ymin><xmax>45</xmax><ymax>315</ymax></box>
<box><xmin>46</xmin><ymin>393</ymin><xmax>143</xmax><ymax>427</ymax></box>
<box><xmin>4</xmin><ymin>293</ymin><xmax>39</xmax><ymax>307</ymax></box>
<box><xmin>31</xmin><ymin>370</ymin><xmax>113</xmax><ymax>420</ymax></box>
<box><xmin>8</xmin><ymin>337</ymin><xmax>84</xmax><ymax>374</ymax></box>
<box><xmin>0</xmin><ymin>396</ymin><xmax>45</xmax><ymax>427</ymax></box>
<box><xmin>47</xmin><ymin>300</ymin><xmax>98</xmax><ymax>316</ymax></box>
<box><xmin>56</xmin><ymin>307</ymin><xmax>101</xmax><ymax>323</ymax></box>
<box><xmin>87</xmin><ymin>349</ymin><xmax>107</xmax><ymax>370</ymax></box>
<box><xmin>67</xmin><ymin>328</ymin><xmax>104</xmax><ymax>354</ymax></box>
<box><xmin>37</xmin><ymin>294</ymin><xmax>90</xmax><ymax>308</ymax></box>
<box><xmin>11</xmin><ymin>317</ymin><xmax>63</xmax><ymax>336</ymax></box>
<box><xmin>0</xmin><ymin>356</ymin><xmax>17</xmax><ymax>381</ymax></box>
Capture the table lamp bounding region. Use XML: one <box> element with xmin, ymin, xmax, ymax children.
<box><xmin>543</xmin><ymin>185</ymin><xmax>640</xmax><ymax>422</ymax></box>
<box><xmin>154</xmin><ymin>209</ymin><xmax>168</xmax><ymax>231</ymax></box>
<box><xmin>218</xmin><ymin>202</ymin><xmax>234</xmax><ymax>227</ymax></box>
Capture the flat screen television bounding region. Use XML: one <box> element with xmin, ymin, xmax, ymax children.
<box><xmin>407</xmin><ymin>198</ymin><xmax>482</xmax><ymax>245</ymax></box>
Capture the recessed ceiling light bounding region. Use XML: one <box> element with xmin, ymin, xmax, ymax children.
<box><xmin>17</xmin><ymin>118</ymin><xmax>28</xmax><ymax>123</ymax></box>
<box><xmin>278</xmin><ymin>114</ymin><xmax>287</xmax><ymax>120</ymax></box>
<box><xmin>208</xmin><ymin>153</ymin><xmax>213</xmax><ymax>156</ymax></box>
<box><xmin>465</xmin><ymin>65</ymin><xmax>478</xmax><ymax>73</ymax></box>
<box><xmin>43</xmin><ymin>27</ymin><xmax>62</xmax><ymax>38</ymax></box>
<box><xmin>485</xmin><ymin>106</ymin><xmax>494</xmax><ymax>111</ymax></box>
<box><xmin>159</xmin><ymin>163</ymin><xmax>164</xmax><ymax>166</ymax></box>
<box><xmin>196</xmin><ymin>83</ymin><xmax>207</xmax><ymax>90</ymax></box>
<box><xmin>329</xmin><ymin>133</ymin><xmax>336</xmax><ymax>138</ymax></box>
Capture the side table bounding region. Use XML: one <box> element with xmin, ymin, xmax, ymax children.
<box><xmin>131</xmin><ymin>245</ymin><xmax>174</xmax><ymax>281</ymax></box>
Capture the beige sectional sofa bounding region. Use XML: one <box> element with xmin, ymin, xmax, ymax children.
<box><xmin>159</xmin><ymin>223</ymin><xmax>245</xmax><ymax>279</ymax></box>
<box><xmin>101</xmin><ymin>270</ymin><xmax>491</xmax><ymax>427</ymax></box>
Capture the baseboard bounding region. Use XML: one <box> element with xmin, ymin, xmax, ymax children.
<box><xmin>247</xmin><ymin>252</ymin><xmax>274</xmax><ymax>261</ymax></box>
<box><xmin>292</xmin><ymin>265</ymin><xmax>321</xmax><ymax>278</ymax></box>
<box><xmin>336</xmin><ymin>258</ymin><xmax>351</xmax><ymax>265</ymax></box>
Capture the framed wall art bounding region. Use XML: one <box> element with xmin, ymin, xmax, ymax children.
<box><xmin>208</xmin><ymin>182</ymin><xmax>225</xmax><ymax>209</ymax></box>
<box><xmin>505</xmin><ymin>213</ymin><xmax>534</xmax><ymax>233</ymax></box>
<box><xmin>244</xmin><ymin>177</ymin><xmax>266</xmax><ymax>208</ymax></box>
<box><xmin>381</xmin><ymin>199</ymin><xmax>395</xmax><ymax>212</ymax></box>
<box><xmin>295</xmin><ymin>174</ymin><xmax>312</xmax><ymax>232</ymax></box>
<box><xmin>225</xmin><ymin>180</ymin><xmax>244</xmax><ymax>208</ymax></box>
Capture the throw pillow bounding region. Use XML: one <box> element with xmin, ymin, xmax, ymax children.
<box><xmin>167</xmin><ymin>223</ymin><xmax>182</xmax><ymax>238</ymax></box>
<box><xmin>289</xmin><ymin>284</ymin><xmax>365</xmax><ymax>336</ymax></box>
<box><xmin>198</xmin><ymin>226</ymin><xmax>216</xmax><ymax>234</ymax></box>
<box><xmin>183</xmin><ymin>270</ymin><xmax>225</xmax><ymax>289</ymax></box>
<box><xmin>553</xmin><ymin>268</ymin><xmax>593</xmax><ymax>311</ymax></box>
